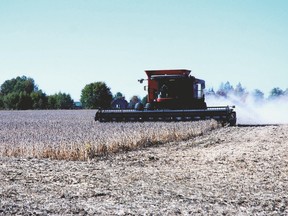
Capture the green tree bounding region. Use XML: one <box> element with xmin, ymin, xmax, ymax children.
<box><xmin>1</xmin><ymin>76</ymin><xmax>36</xmax><ymax>95</ymax></box>
<box><xmin>0</xmin><ymin>78</ymin><xmax>17</xmax><ymax>95</ymax></box>
<box><xmin>141</xmin><ymin>95</ymin><xmax>148</xmax><ymax>106</ymax></box>
<box><xmin>31</xmin><ymin>90</ymin><xmax>48</xmax><ymax>109</ymax></box>
<box><xmin>0</xmin><ymin>76</ymin><xmax>41</xmax><ymax>110</ymax></box>
<box><xmin>114</xmin><ymin>92</ymin><xmax>124</xmax><ymax>99</ymax></box>
<box><xmin>18</xmin><ymin>92</ymin><xmax>33</xmax><ymax>110</ymax></box>
<box><xmin>0</xmin><ymin>94</ymin><xmax>4</xmax><ymax>109</ymax></box>
<box><xmin>3</xmin><ymin>92</ymin><xmax>20</xmax><ymax>110</ymax></box>
<box><xmin>0</xmin><ymin>75</ymin><xmax>76</xmax><ymax>110</ymax></box>
<box><xmin>80</xmin><ymin>82</ymin><xmax>112</xmax><ymax>109</ymax></box>
<box><xmin>47</xmin><ymin>95</ymin><xmax>57</xmax><ymax>109</ymax></box>
<box><xmin>56</xmin><ymin>93</ymin><xmax>74</xmax><ymax>109</ymax></box>
<box><xmin>47</xmin><ymin>92</ymin><xmax>74</xmax><ymax>109</ymax></box>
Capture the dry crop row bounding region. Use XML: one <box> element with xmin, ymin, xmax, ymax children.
<box><xmin>0</xmin><ymin>110</ymin><xmax>219</xmax><ymax>161</ymax></box>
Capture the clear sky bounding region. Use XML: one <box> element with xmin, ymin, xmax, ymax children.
<box><xmin>1</xmin><ymin>0</ymin><xmax>287</xmax><ymax>101</ymax></box>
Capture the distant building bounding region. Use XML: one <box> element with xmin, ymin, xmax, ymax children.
<box><xmin>111</xmin><ymin>98</ymin><xmax>128</xmax><ymax>109</ymax></box>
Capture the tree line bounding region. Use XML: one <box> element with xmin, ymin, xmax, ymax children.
<box><xmin>0</xmin><ymin>76</ymin><xmax>141</xmax><ymax>110</ymax></box>
<box><xmin>206</xmin><ymin>81</ymin><xmax>288</xmax><ymax>102</ymax></box>
<box><xmin>0</xmin><ymin>76</ymin><xmax>287</xmax><ymax>110</ymax></box>
<box><xmin>0</xmin><ymin>76</ymin><xmax>74</xmax><ymax>110</ymax></box>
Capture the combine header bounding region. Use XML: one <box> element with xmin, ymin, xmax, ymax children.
<box><xmin>95</xmin><ymin>69</ymin><xmax>236</xmax><ymax>126</ymax></box>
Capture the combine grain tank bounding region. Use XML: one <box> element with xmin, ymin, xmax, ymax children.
<box><xmin>95</xmin><ymin>69</ymin><xmax>236</xmax><ymax>126</ymax></box>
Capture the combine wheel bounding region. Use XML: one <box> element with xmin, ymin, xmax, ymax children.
<box><xmin>229</xmin><ymin>111</ymin><xmax>237</xmax><ymax>126</ymax></box>
<box><xmin>99</xmin><ymin>117</ymin><xmax>107</xmax><ymax>122</ymax></box>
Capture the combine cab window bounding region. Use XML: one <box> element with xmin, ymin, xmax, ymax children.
<box><xmin>159</xmin><ymin>84</ymin><xmax>168</xmax><ymax>98</ymax></box>
<box><xmin>194</xmin><ymin>83</ymin><xmax>204</xmax><ymax>99</ymax></box>
<box><xmin>157</xmin><ymin>78</ymin><xmax>194</xmax><ymax>99</ymax></box>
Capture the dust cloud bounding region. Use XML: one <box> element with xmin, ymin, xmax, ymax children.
<box><xmin>206</xmin><ymin>95</ymin><xmax>288</xmax><ymax>125</ymax></box>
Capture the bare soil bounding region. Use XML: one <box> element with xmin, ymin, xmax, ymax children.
<box><xmin>1</xmin><ymin>125</ymin><xmax>288</xmax><ymax>215</ymax></box>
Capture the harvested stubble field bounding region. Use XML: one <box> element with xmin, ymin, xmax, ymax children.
<box><xmin>0</xmin><ymin>110</ymin><xmax>288</xmax><ymax>215</ymax></box>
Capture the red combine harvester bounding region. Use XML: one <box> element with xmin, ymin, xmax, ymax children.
<box><xmin>95</xmin><ymin>69</ymin><xmax>236</xmax><ymax>126</ymax></box>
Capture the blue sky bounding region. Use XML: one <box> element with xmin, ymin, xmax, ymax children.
<box><xmin>1</xmin><ymin>0</ymin><xmax>287</xmax><ymax>101</ymax></box>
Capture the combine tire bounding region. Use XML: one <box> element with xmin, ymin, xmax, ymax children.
<box><xmin>229</xmin><ymin>111</ymin><xmax>237</xmax><ymax>126</ymax></box>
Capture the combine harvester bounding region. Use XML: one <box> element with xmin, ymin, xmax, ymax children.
<box><xmin>95</xmin><ymin>69</ymin><xmax>236</xmax><ymax>126</ymax></box>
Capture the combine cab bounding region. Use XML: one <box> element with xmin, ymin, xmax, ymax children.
<box><xmin>95</xmin><ymin>69</ymin><xmax>236</xmax><ymax>126</ymax></box>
